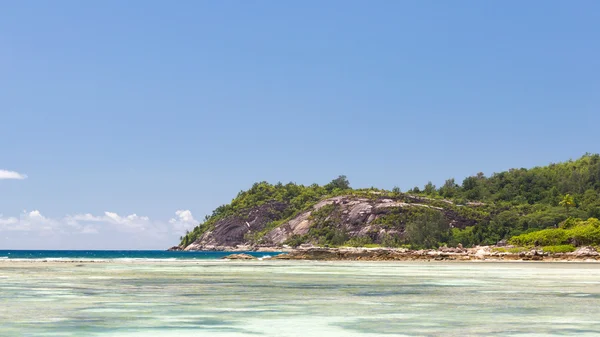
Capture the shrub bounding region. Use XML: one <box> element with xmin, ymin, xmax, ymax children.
<box><xmin>381</xmin><ymin>233</ymin><xmax>403</xmax><ymax>247</ymax></box>
<box><xmin>363</xmin><ymin>243</ymin><xmax>383</xmax><ymax>248</ymax></box>
<box><xmin>508</xmin><ymin>228</ymin><xmax>568</xmax><ymax>246</ymax></box>
<box><xmin>493</xmin><ymin>247</ymin><xmax>530</xmax><ymax>253</ymax></box>
<box><xmin>568</xmin><ymin>222</ymin><xmax>600</xmax><ymax>246</ymax></box>
<box><xmin>449</xmin><ymin>227</ymin><xmax>476</xmax><ymax>247</ymax></box>
<box><xmin>345</xmin><ymin>236</ymin><xmax>373</xmax><ymax>247</ymax></box>
<box><xmin>508</xmin><ymin>218</ymin><xmax>600</xmax><ymax>247</ymax></box>
<box><xmin>284</xmin><ymin>235</ymin><xmax>308</xmax><ymax>248</ymax></box>
<box><xmin>560</xmin><ymin>217</ymin><xmax>582</xmax><ymax>229</ymax></box>
<box><xmin>541</xmin><ymin>245</ymin><xmax>576</xmax><ymax>253</ymax></box>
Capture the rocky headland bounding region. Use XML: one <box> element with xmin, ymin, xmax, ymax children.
<box><xmin>178</xmin><ymin>194</ymin><xmax>476</xmax><ymax>251</ymax></box>
<box><xmin>175</xmin><ymin>156</ymin><xmax>600</xmax><ymax>261</ymax></box>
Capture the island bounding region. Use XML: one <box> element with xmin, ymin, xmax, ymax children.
<box><xmin>172</xmin><ymin>154</ymin><xmax>600</xmax><ymax>262</ymax></box>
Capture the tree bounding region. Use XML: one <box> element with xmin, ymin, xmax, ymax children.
<box><xmin>409</xmin><ymin>186</ymin><xmax>421</xmax><ymax>194</ymax></box>
<box><xmin>462</xmin><ymin>176</ymin><xmax>481</xmax><ymax>200</ymax></box>
<box><xmin>325</xmin><ymin>175</ymin><xmax>350</xmax><ymax>191</ymax></box>
<box><xmin>559</xmin><ymin>194</ymin><xmax>576</xmax><ymax>215</ymax></box>
<box><xmin>462</xmin><ymin>176</ymin><xmax>478</xmax><ymax>191</ymax></box>
<box><xmin>405</xmin><ymin>210</ymin><xmax>449</xmax><ymax>249</ymax></box>
<box><xmin>439</xmin><ymin>178</ymin><xmax>458</xmax><ymax>198</ymax></box>
<box><xmin>392</xmin><ymin>186</ymin><xmax>401</xmax><ymax>196</ymax></box>
<box><xmin>424</xmin><ymin>181</ymin><xmax>436</xmax><ymax>195</ymax></box>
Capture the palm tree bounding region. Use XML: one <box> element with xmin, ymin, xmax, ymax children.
<box><xmin>559</xmin><ymin>194</ymin><xmax>576</xmax><ymax>215</ymax></box>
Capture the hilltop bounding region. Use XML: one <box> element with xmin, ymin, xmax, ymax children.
<box><xmin>176</xmin><ymin>154</ymin><xmax>600</xmax><ymax>252</ymax></box>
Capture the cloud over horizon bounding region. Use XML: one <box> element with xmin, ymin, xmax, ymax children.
<box><xmin>0</xmin><ymin>209</ymin><xmax>199</xmax><ymax>249</ymax></box>
<box><xmin>169</xmin><ymin>210</ymin><xmax>199</xmax><ymax>235</ymax></box>
<box><xmin>0</xmin><ymin>170</ymin><xmax>27</xmax><ymax>180</ymax></box>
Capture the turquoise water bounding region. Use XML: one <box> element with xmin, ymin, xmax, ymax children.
<box><xmin>0</xmin><ymin>250</ymin><xmax>279</xmax><ymax>260</ymax></box>
<box><xmin>1</xmin><ymin>260</ymin><xmax>600</xmax><ymax>336</ymax></box>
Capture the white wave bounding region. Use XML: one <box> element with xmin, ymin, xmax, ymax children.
<box><xmin>0</xmin><ymin>257</ymin><xmax>216</xmax><ymax>263</ymax></box>
<box><xmin>4</xmin><ymin>258</ymin><xmax>111</xmax><ymax>263</ymax></box>
<box><xmin>113</xmin><ymin>258</ymin><xmax>179</xmax><ymax>262</ymax></box>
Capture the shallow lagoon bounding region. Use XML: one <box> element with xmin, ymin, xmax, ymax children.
<box><xmin>1</xmin><ymin>261</ymin><xmax>600</xmax><ymax>336</ymax></box>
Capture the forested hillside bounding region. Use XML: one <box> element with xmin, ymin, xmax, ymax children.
<box><xmin>178</xmin><ymin>154</ymin><xmax>600</xmax><ymax>250</ymax></box>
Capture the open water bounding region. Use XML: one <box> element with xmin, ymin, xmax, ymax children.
<box><xmin>0</xmin><ymin>250</ymin><xmax>277</xmax><ymax>260</ymax></box>
<box><xmin>1</xmin><ymin>255</ymin><xmax>599</xmax><ymax>336</ymax></box>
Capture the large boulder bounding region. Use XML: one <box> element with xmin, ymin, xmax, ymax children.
<box><xmin>222</xmin><ymin>253</ymin><xmax>257</xmax><ymax>260</ymax></box>
<box><xmin>570</xmin><ymin>246</ymin><xmax>599</xmax><ymax>257</ymax></box>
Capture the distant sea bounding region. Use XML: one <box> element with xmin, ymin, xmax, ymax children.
<box><xmin>0</xmin><ymin>250</ymin><xmax>279</xmax><ymax>260</ymax></box>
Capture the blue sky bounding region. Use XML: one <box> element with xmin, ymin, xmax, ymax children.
<box><xmin>1</xmin><ymin>1</ymin><xmax>599</xmax><ymax>249</ymax></box>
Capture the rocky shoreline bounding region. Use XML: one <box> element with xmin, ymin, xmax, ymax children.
<box><xmin>168</xmin><ymin>245</ymin><xmax>292</xmax><ymax>252</ymax></box>
<box><xmin>221</xmin><ymin>246</ymin><xmax>600</xmax><ymax>262</ymax></box>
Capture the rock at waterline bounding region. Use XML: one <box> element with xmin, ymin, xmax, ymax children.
<box><xmin>222</xmin><ymin>254</ymin><xmax>258</xmax><ymax>260</ymax></box>
<box><xmin>570</xmin><ymin>246</ymin><xmax>599</xmax><ymax>257</ymax></box>
<box><xmin>167</xmin><ymin>246</ymin><xmax>183</xmax><ymax>251</ymax></box>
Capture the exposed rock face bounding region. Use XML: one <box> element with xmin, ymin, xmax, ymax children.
<box><xmin>263</xmin><ymin>196</ymin><xmax>474</xmax><ymax>246</ymax></box>
<box><xmin>264</xmin><ymin>197</ymin><xmax>343</xmax><ymax>245</ymax></box>
<box><xmin>185</xmin><ymin>201</ymin><xmax>288</xmax><ymax>251</ymax></box>
<box><xmin>185</xmin><ymin>195</ymin><xmax>479</xmax><ymax>251</ymax></box>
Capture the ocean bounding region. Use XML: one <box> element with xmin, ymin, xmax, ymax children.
<box><xmin>0</xmin><ymin>250</ymin><xmax>278</xmax><ymax>260</ymax></box>
<box><xmin>1</xmin><ymin>254</ymin><xmax>600</xmax><ymax>336</ymax></box>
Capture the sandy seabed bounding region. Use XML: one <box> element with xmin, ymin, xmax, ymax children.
<box><xmin>1</xmin><ymin>260</ymin><xmax>600</xmax><ymax>336</ymax></box>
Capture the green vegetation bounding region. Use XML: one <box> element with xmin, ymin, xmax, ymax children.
<box><xmin>449</xmin><ymin>227</ymin><xmax>477</xmax><ymax>248</ymax></box>
<box><xmin>404</xmin><ymin>209</ymin><xmax>449</xmax><ymax>249</ymax></box>
<box><xmin>284</xmin><ymin>234</ymin><xmax>309</xmax><ymax>248</ymax></box>
<box><xmin>442</xmin><ymin>154</ymin><xmax>600</xmax><ymax>247</ymax></box>
<box><xmin>345</xmin><ymin>236</ymin><xmax>374</xmax><ymax>247</ymax></box>
<box><xmin>179</xmin><ymin>154</ymin><xmax>600</xmax><ymax>249</ymax></box>
<box><xmin>449</xmin><ymin>153</ymin><xmax>600</xmax><ymax>209</ymax></box>
<box><xmin>559</xmin><ymin>194</ymin><xmax>576</xmax><ymax>215</ymax></box>
<box><xmin>541</xmin><ymin>245</ymin><xmax>576</xmax><ymax>253</ymax></box>
<box><xmin>371</xmin><ymin>207</ymin><xmax>440</xmax><ymax>230</ymax></box>
<box><xmin>303</xmin><ymin>203</ymin><xmax>350</xmax><ymax>247</ymax></box>
<box><xmin>492</xmin><ymin>246</ymin><xmax>530</xmax><ymax>253</ymax></box>
<box><xmin>508</xmin><ymin>218</ymin><xmax>600</xmax><ymax>247</ymax></box>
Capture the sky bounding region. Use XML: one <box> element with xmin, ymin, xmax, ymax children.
<box><xmin>1</xmin><ymin>1</ymin><xmax>599</xmax><ymax>249</ymax></box>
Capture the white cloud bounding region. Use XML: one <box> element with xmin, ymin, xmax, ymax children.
<box><xmin>0</xmin><ymin>215</ymin><xmax>20</xmax><ymax>230</ymax></box>
<box><xmin>104</xmin><ymin>212</ymin><xmax>151</xmax><ymax>231</ymax></box>
<box><xmin>23</xmin><ymin>210</ymin><xmax>58</xmax><ymax>232</ymax></box>
<box><xmin>65</xmin><ymin>213</ymin><xmax>102</xmax><ymax>223</ymax></box>
<box><xmin>80</xmin><ymin>226</ymin><xmax>99</xmax><ymax>234</ymax></box>
<box><xmin>64</xmin><ymin>212</ymin><xmax>152</xmax><ymax>233</ymax></box>
<box><xmin>169</xmin><ymin>210</ymin><xmax>198</xmax><ymax>234</ymax></box>
<box><xmin>0</xmin><ymin>170</ymin><xmax>27</xmax><ymax>180</ymax></box>
<box><xmin>0</xmin><ymin>210</ymin><xmax>156</xmax><ymax>234</ymax></box>
<box><xmin>0</xmin><ymin>210</ymin><xmax>57</xmax><ymax>232</ymax></box>
<box><xmin>0</xmin><ymin>209</ymin><xmax>199</xmax><ymax>249</ymax></box>
<box><xmin>64</xmin><ymin>210</ymin><xmax>198</xmax><ymax>235</ymax></box>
